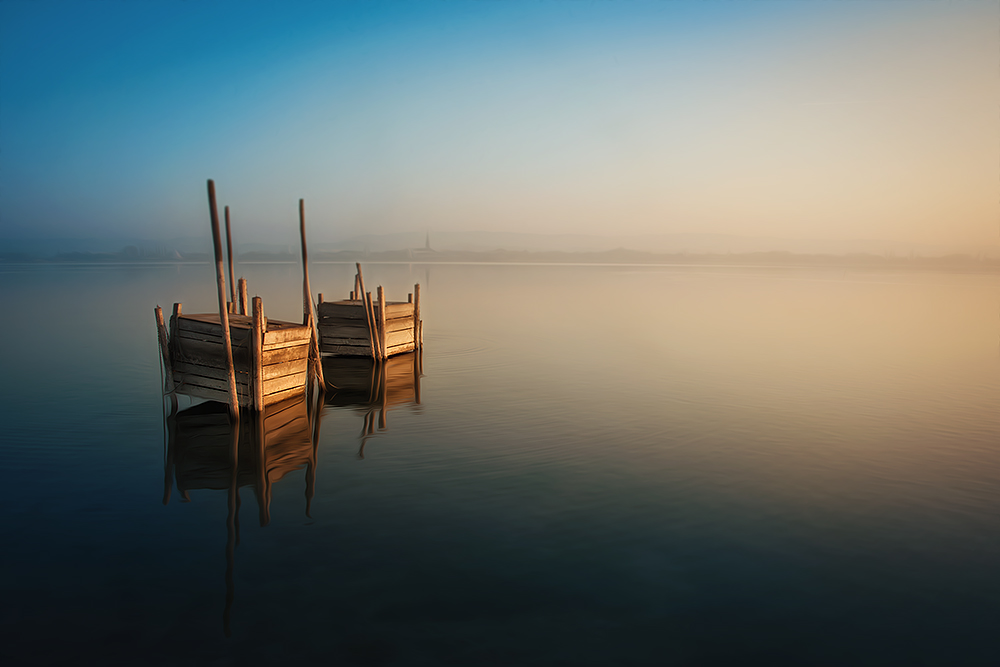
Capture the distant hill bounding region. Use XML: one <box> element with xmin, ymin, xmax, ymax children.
<box><xmin>324</xmin><ymin>231</ymin><xmax>1000</xmax><ymax>259</ymax></box>
<box><xmin>4</xmin><ymin>231</ymin><xmax>999</xmax><ymax>261</ymax></box>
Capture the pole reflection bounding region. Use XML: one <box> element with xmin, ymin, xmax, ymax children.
<box><xmin>322</xmin><ymin>349</ymin><xmax>423</xmax><ymax>458</ymax></box>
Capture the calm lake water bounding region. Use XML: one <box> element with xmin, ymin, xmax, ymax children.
<box><xmin>2</xmin><ymin>262</ymin><xmax>999</xmax><ymax>665</ymax></box>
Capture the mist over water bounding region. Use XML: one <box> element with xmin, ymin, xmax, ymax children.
<box><xmin>2</xmin><ymin>262</ymin><xmax>999</xmax><ymax>664</ymax></box>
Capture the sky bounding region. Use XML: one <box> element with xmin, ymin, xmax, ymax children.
<box><xmin>1</xmin><ymin>0</ymin><xmax>998</xmax><ymax>251</ymax></box>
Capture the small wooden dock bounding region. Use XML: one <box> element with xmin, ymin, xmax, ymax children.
<box><xmin>165</xmin><ymin>308</ymin><xmax>313</xmax><ymax>409</ymax></box>
<box><xmin>317</xmin><ymin>264</ymin><xmax>423</xmax><ymax>359</ymax></box>
<box><xmin>155</xmin><ymin>180</ymin><xmax>324</xmax><ymax>415</ymax></box>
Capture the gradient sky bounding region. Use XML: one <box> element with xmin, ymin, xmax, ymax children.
<box><xmin>1</xmin><ymin>0</ymin><xmax>997</xmax><ymax>248</ymax></box>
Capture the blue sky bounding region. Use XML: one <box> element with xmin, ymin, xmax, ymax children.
<box><xmin>1</xmin><ymin>0</ymin><xmax>997</xmax><ymax>249</ymax></box>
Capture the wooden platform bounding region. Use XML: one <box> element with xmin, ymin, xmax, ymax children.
<box><xmin>168</xmin><ymin>308</ymin><xmax>312</xmax><ymax>408</ymax></box>
<box><xmin>318</xmin><ymin>299</ymin><xmax>418</xmax><ymax>358</ymax></box>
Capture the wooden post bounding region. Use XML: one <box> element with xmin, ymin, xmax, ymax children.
<box><xmin>251</xmin><ymin>296</ymin><xmax>265</xmax><ymax>412</ymax></box>
<box><xmin>414</xmin><ymin>347</ymin><xmax>421</xmax><ymax>404</ymax></box>
<box><xmin>413</xmin><ymin>283</ymin><xmax>421</xmax><ymax>351</ymax></box>
<box><xmin>365</xmin><ymin>291</ymin><xmax>379</xmax><ymax>359</ymax></box>
<box><xmin>354</xmin><ymin>273</ymin><xmax>361</xmax><ymax>301</ymax></box>
<box><xmin>377</xmin><ymin>286</ymin><xmax>387</xmax><ymax>360</ymax></box>
<box><xmin>378</xmin><ymin>359</ymin><xmax>387</xmax><ymax>429</ymax></box>
<box><xmin>225</xmin><ymin>205</ymin><xmax>236</xmax><ymax>310</ymax></box>
<box><xmin>154</xmin><ymin>306</ymin><xmax>174</xmax><ymax>393</ymax></box>
<box><xmin>238</xmin><ymin>278</ymin><xmax>248</xmax><ymax>317</ymax></box>
<box><xmin>356</xmin><ymin>263</ymin><xmax>377</xmax><ymax>359</ymax></box>
<box><xmin>299</xmin><ymin>199</ymin><xmax>325</xmax><ymax>388</ymax></box>
<box><xmin>255</xmin><ymin>409</ymin><xmax>270</xmax><ymax>527</ymax></box>
<box><xmin>208</xmin><ymin>179</ymin><xmax>240</xmax><ymax>420</ymax></box>
<box><xmin>318</xmin><ymin>293</ymin><xmax>323</xmax><ymax>304</ymax></box>
<box><xmin>170</xmin><ymin>303</ymin><xmax>182</xmax><ymax>342</ymax></box>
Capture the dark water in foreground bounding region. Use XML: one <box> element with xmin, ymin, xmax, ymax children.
<box><xmin>2</xmin><ymin>262</ymin><xmax>999</xmax><ymax>665</ymax></box>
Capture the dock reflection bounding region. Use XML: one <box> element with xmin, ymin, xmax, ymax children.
<box><xmin>322</xmin><ymin>350</ymin><xmax>423</xmax><ymax>457</ymax></box>
<box><xmin>159</xmin><ymin>350</ymin><xmax>423</xmax><ymax>635</ymax></box>
<box><xmin>162</xmin><ymin>392</ymin><xmax>321</xmax><ymax>636</ymax></box>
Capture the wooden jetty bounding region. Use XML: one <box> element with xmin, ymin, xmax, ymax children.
<box><xmin>317</xmin><ymin>264</ymin><xmax>423</xmax><ymax>359</ymax></box>
<box><xmin>164</xmin><ymin>308</ymin><xmax>313</xmax><ymax>410</ymax></box>
<box><xmin>154</xmin><ymin>180</ymin><xmax>324</xmax><ymax>414</ymax></box>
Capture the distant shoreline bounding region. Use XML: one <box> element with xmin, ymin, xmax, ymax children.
<box><xmin>3</xmin><ymin>248</ymin><xmax>1000</xmax><ymax>273</ymax></box>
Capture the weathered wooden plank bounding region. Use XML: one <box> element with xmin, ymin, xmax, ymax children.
<box><xmin>264</xmin><ymin>326</ymin><xmax>311</xmax><ymax>346</ymax></box>
<box><xmin>318</xmin><ymin>301</ymin><xmax>367</xmax><ymax>319</ymax></box>
<box><xmin>263</xmin><ymin>357</ymin><xmax>308</xmax><ymax>380</ymax></box>
<box><xmin>173</xmin><ymin>376</ymin><xmax>253</xmax><ymax>407</ymax></box>
<box><xmin>321</xmin><ymin>344</ymin><xmax>372</xmax><ymax>356</ymax></box>
<box><xmin>322</xmin><ymin>335</ymin><xmax>373</xmax><ymax>347</ymax></box>
<box><xmin>319</xmin><ymin>322</ymin><xmax>370</xmax><ymax>338</ymax></box>
<box><xmin>386</xmin><ymin>342</ymin><xmax>416</xmax><ymax>356</ymax></box>
<box><xmin>174</xmin><ymin>369</ymin><xmax>251</xmax><ymax>392</ymax></box>
<box><xmin>319</xmin><ymin>317</ymin><xmax>368</xmax><ymax>327</ymax></box>
<box><xmin>386</xmin><ymin>329</ymin><xmax>414</xmax><ymax>348</ymax></box>
<box><xmin>384</xmin><ymin>317</ymin><xmax>414</xmax><ymax>334</ymax></box>
<box><xmin>382</xmin><ymin>302</ymin><xmax>413</xmax><ymax>318</ymax></box>
<box><xmin>262</xmin><ymin>337</ymin><xmax>311</xmax><ymax>353</ymax></box>
<box><xmin>321</xmin><ymin>332</ymin><xmax>369</xmax><ymax>343</ymax></box>
<box><xmin>179</xmin><ymin>313</ymin><xmax>254</xmax><ymax>330</ymax></box>
<box><xmin>263</xmin><ymin>369</ymin><xmax>308</xmax><ymax>394</ymax></box>
<box><xmin>262</xmin><ymin>344</ymin><xmax>310</xmax><ymax>365</ymax></box>
<box><xmin>174</xmin><ymin>360</ymin><xmax>251</xmax><ymax>384</ymax></box>
<box><xmin>175</xmin><ymin>329</ymin><xmax>253</xmax><ymax>350</ymax></box>
<box><xmin>174</xmin><ymin>338</ymin><xmax>251</xmax><ymax>366</ymax></box>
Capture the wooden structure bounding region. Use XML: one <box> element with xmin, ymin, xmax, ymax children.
<box><xmin>317</xmin><ymin>264</ymin><xmax>423</xmax><ymax>359</ymax></box>
<box><xmin>154</xmin><ymin>180</ymin><xmax>324</xmax><ymax>414</ymax></box>
<box><xmin>163</xmin><ymin>305</ymin><xmax>313</xmax><ymax>410</ymax></box>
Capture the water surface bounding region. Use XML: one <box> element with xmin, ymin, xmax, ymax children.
<box><xmin>2</xmin><ymin>262</ymin><xmax>999</xmax><ymax>665</ymax></box>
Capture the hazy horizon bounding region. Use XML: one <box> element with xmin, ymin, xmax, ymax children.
<box><xmin>2</xmin><ymin>0</ymin><xmax>997</xmax><ymax>249</ymax></box>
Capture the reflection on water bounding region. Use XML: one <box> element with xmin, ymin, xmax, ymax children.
<box><xmin>161</xmin><ymin>351</ymin><xmax>422</xmax><ymax>636</ymax></box>
<box><xmin>163</xmin><ymin>393</ymin><xmax>321</xmax><ymax>635</ymax></box>
<box><xmin>323</xmin><ymin>352</ymin><xmax>422</xmax><ymax>457</ymax></box>
<box><xmin>4</xmin><ymin>264</ymin><xmax>1000</xmax><ymax>664</ymax></box>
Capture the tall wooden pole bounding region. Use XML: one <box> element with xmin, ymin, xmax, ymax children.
<box><xmin>377</xmin><ymin>285</ymin><xmax>387</xmax><ymax>360</ymax></box>
<box><xmin>251</xmin><ymin>296</ymin><xmax>265</xmax><ymax>412</ymax></box>
<box><xmin>299</xmin><ymin>199</ymin><xmax>325</xmax><ymax>388</ymax></box>
<box><xmin>238</xmin><ymin>277</ymin><xmax>249</xmax><ymax>317</ymax></box>
<box><xmin>154</xmin><ymin>306</ymin><xmax>174</xmax><ymax>393</ymax></box>
<box><xmin>356</xmin><ymin>263</ymin><xmax>377</xmax><ymax>359</ymax></box>
<box><xmin>413</xmin><ymin>283</ymin><xmax>421</xmax><ymax>351</ymax></box>
<box><xmin>225</xmin><ymin>205</ymin><xmax>236</xmax><ymax>310</ymax></box>
<box><xmin>208</xmin><ymin>180</ymin><xmax>240</xmax><ymax>420</ymax></box>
